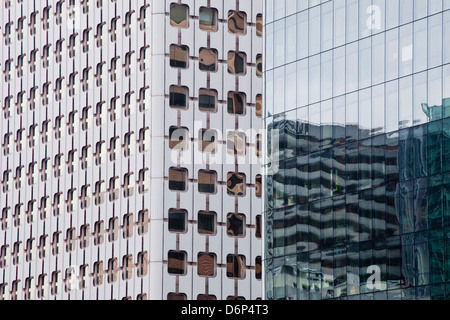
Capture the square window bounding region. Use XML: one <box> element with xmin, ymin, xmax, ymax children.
<box><xmin>170</xmin><ymin>44</ymin><xmax>189</xmax><ymax>69</ymax></box>
<box><xmin>227</xmin><ymin>131</ymin><xmax>246</xmax><ymax>155</ymax></box>
<box><xmin>198</xmin><ymin>170</ymin><xmax>217</xmax><ymax>194</ymax></box>
<box><xmin>228</xmin><ymin>51</ymin><xmax>247</xmax><ymax>75</ymax></box>
<box><xmin>226</xmin><ymin>213</ymin><xmax>246</xmax><ymax>237</ymax></box>
<box><xmin>226</xmin><ymin>254</ymin><xmax>246</xmax><ymax>279</ymax></box>
<box><xmin>168</xmin><ymin>167</ymin><xmax>188</xmax><ymax>191</ymax></box>
<box><xmin>199</xmin><ymin>128</ymin><xmax>217</xmax><ymax>153</ymax></box>
<box><xmin>227</xmin><ymin>172</ymin><xmax>246</xmax><ymax>196</ymax></box>
<box><xmin>199</xmin><ymin>88</ymin><xmax>218</xmax><ymax>112</ymax></box>
<box><xmin>197</xmin><ymin>252</ymin><xmax>217</xmax><ymax>277</ymax></box>
<box><xmin>227</xmin><ymin>91</ymin><xmax>246</xmax><ymax>115</ymax></box>
<box><xmin>169</xmin><ymin>126</ymin><xmax>189</xmax><ymax>150</ymax></box>
<box><xmin>168</xmin><ymin>208</ymin><xmax>188</xmax><ymax>233</ymax></box>
<box><xmin>199</xmin><ymin>48</ymin><xmax>218</xmax><ymax>72</ymax></box>
<box><xmin>228</xmin><ymin>10</ymin><xmax>247</xmax><ymax>35</ymax></box>
<box><xmin>199</xmin><ymin>7</ymin><xmax>218</xmax><ymax>31</ymax></box>
<box><xmin>168</xmin><ymin>250</ymin><xmax>187</xmax><ymax>275</ymax></box>
<box><xmin>169</xmin><ymin>85</ymin><xmax>189</xmax><ymax>110</ymax></box>
<box><xmin>198</xmin><ymin>210</ymin><xmax>217</xmax><ymax>235</ymax></box>
<box><xmin>170</xmin><ymin>3</ymin><xmax>189</xmax><ymax>28</ymax></box>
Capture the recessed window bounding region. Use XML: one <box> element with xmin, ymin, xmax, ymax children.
<box><xmin>227</xmin><ymin>131</ymin><xmax>246</xmax><ymax>156</ymax></box>
<box><xmin>255</xmin><ymin>256</ymin><xmax>262</xmax><ymax>280</ymax></box>
<box><xmin>168</xmin><ymin>250</ymin><xmax>187</xmax><ymax>275</ymax></box>
<box><xmin>256</xmin><ymin>14</ymin><xmax>263</xmax><ymax>37</ymax></box>
<box><xmin>198</xmin><ymin>294</ymin><xmax>217</xmax><ymax>300</ymax></box>
<box><xmin>169</xmin><ymin>85</ymin><xmax>189</xmax><ymax>110</ymax></box>
<box><xmin>169</xmin><ymin>126</ymin><xmax>189</xmax><ymax>150</ymax></box>
<box><xmin>227</xmin><ymin>172</ymin><xmax>246</xmax><ymax>196</ymax></box>
<box><xmin>226</xmin><ymin>254</ymin><xmax>246</xmax><ymax>279</ymax></box>
<box><xmin>168</xmin><ymin>208</ymin><xmax>188</xmax><ymax>233</ymax></box>
<box><xmin>255</xmin><ymin>175</ymin><xmax>262</xmax><ymax>198</ymax></box>
<box><xmin>199</xmin><ymin>48</ymin><xmax>218</xmax><ymax>72</ymax></box>
<box><xmin>168</xmin><ymin>167</ymin><xmax>188</xmax><ymax>191</ymax></box>
<box><xmin>256</xmin><ymin>54</ymin><xmax>263</xmax><ymax>78</ymax></box>
<box><xmin>168</xmin><ymin>292</ymin><xmax>187</xmax><ymax>300</ymax></box>
<box><xmin>170</xmin><ymin>3</ymin><xmax>189</xmax><ymax>28</ymax></box>
<box><xmin>255</xmin><ymin>215</ymin><xmax>262</xmax><ymax>239</ymax></box>
<box><xmin>197</xmin><ymin>252</ymin><xmax>217</xmax><ymax>277</ymax></box>
<box><xmin>256</xmin><ymin>134</ymin><xmax>262</xmax><ymax>157</ymax></box>
<box><xmin>226</xmin><ymin>213</ymin><xmax>246</xmax><ymax>237</ymax></box>
<box><xmin>198</xmin><ymin>170</ymin><xmax>217</xmax><ymax>194</ymax></box>
<box><xmin>255</xmin><ymin>94</ymin><xmax>262</xmax><ymax>118</ymax></box>
<box><xmin>228</xmin><ymin>51</ymin><xmax>247</xmax><ymax>75</ymax></box>
<box><xmin>199</xmin><ymin>7</ymin><xmax>218</xmax><ymax>31</ymax></box>
<box><xmin>198</xmin><ymin>210</ymin><xmax>217</xmax><ymax>235</ymax></box>
<box><xmin>170</xmin><ymin>44</ymin><xmax>189</xmax><ymax>69</ymax></box>
<box><xmin>199</xmin><ymin>128</ymin><xmax>218</xmax><ymax>153</ymax></box>
<box><xmin>227</xmin><ymin>92</ymin><xmax>246</xmax><ymax>115</ymax></box>
<box><xmin>198</xmin><ymin>88</ymin><xmax>218</xmax><ymax>112</ymax></box>
<box><xmin>228</xmin><ymin>10</ymin><xmax>247</xmax><ymax>35</ymax></box>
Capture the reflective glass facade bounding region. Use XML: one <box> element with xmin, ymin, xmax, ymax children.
<box><xmin>264</xmin><ymin>0</ymin><xmax>450</xmax><ymax>300</ymax></box>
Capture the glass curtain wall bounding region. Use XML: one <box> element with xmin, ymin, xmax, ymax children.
<box><xmin>264</xmin><ymin>0</ymin><xmax>450</xmax><ymax>300</ymax></box>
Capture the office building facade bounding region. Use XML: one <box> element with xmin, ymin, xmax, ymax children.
<box><xmin>264</xmin><ymin>0</ymin><xmax>450</xmax><ymax>299</ymax></box>
<box><xmin>0</xmin><ymin>0</ymin><xmax>263</xmax><ymax>300</ymax></box>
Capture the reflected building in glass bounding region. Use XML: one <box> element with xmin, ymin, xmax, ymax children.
<box><xmin>263</xmin><ymin>0</ymin><xmax>450</xmax><ymax>300</ymax></box>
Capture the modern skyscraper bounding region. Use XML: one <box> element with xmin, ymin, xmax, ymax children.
<box><xmin>0</xmin><ymin>0</ymin><xmax>263</xmax><ymax>300</ymax></box>
<box><xmin>263</xmin><ymin>0</ymin><xmax>450</xmax><ymax>300</ymax></box>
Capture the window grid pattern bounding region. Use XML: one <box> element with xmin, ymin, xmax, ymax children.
<box><xmin>264</xmin><ymin>0</ymin><xmax>450</xmax><ymax>300</ymax></box>
<box><xmin>0</xmin><ymin>0</ymin><xmax>151</xmax><ymax>300</ymax></box>
<box><xmin>164</xmin><ymin>0</ymin><xmax>263</xmax><ymax>300</ymax></box>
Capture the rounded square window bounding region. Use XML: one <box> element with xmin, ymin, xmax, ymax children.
<box><xmin>255</xmin><ymin>174</ymin><xmax>262</xmax><ymax>198</ymax></box>
<box><xmin>255</xmin><ymin>256</ymin><xmax>262</xmax><ymax>280</ymax></box>
<box><xmin>169</xmin><ymin>126</ymin><xmax>189</xmax><ymax>150</ymax></box>
<box><xmin>199</xmin><ymin>7</ymin><xmax>218</xmax><ymax>32</ymax></box>
<box><xmin>226</xmin><ymin>254</ymin><xmax>246</xmax><ymax>279</ymax></box>
<box><xmin>167</xmin><ymin>292</ymin><xmax>187</xmax><ymax>300</ymax></box>
<box><xmin>197</xmin><ymin>210</ymin><xmax>217</xmax><ymax>235</ymax></box>
<box><xmin>256</xmin><ymin>13</ymin><xmax>263</xmax><ymax>37</ymax></box>
<box><xmin>170</xmin><ymin>44</ymin><xmax>189</xmax><ymax>69</ymax></box>
<box><xmin>168</xmin><ymin>167</ymin><xmax>188</xmax><ymax>191</ymax></box>
<box><xmin>197</xmin><ymin>252</ymin><xmax>217</xmax><ymax>277</ymax></box>
<box><xmin>227</xmin><ymin>172</ymin><xmax>246</xmax><ymax>196</ymax></box>
<box><xmin>255</xmin><ymin>94</ymin><xmax>262</xmax><ymax>118</ymax></box>
<box><xmin>228</xmin><ymin>51</ymin><xmax>247</xmax><ymax>75</ymax></box>
<box><xmin>198</xmin><ymin>170</ymin><xmax>217</xmax><ymax>194</ymax></box>
<box><xmin>168</xmin><ymin>208</ymin><xmax>188</xmax><ymax>233</ymax></box>
<box><xmin>199</xmin><ymin>48</ymin><xmax>218</xmax><ymax>72</ymax></box>
<box><xmin>227</xmin><ymin>131</ymin><xmax>246</xmax><ymax>156</ymax></box>
<box><xmin>199</xmin><ymin>128</ymin><xmax>218</xmax><ymax>153</ymax></box>
<box><xmin>228</xmin><ymin>10</ymin><xmax>247</xmax><ymax>35</ymax></box>
<box><xmin>167</xmin><ymin>250</ymin><xmax>187</xmax><ymax>275</ymax></box>
<box><xmin>198</xmin><ymin>294</ymin><xmax>217</xmax><ymax>300</ymax></box>
<box><xmin>255</xmin><ymin>215</ymin><xmax>262</xmax><ymax>239</ymax></box>
<box><xmin>199</xmin><ymin>88</ymin><xmax>218</xmax><ymax>113</ymax></box>
<box><xmin>169</xmin><ymin>85</ymin><xmax>189</xmax><ymax>110</ymax></box>
<box><xmin>170</xmin><ymin>3</ymin><xmax>189</xmax><ymax>28</ymax></box>
<box><xmin>227</xmin><ymin>92</ymin><xmax>246</xmax><ymax>115</ymax></box>
<box><xmin>226</xmin><ymin>213</ymin><xmax>246</xmax><ymax>237</ymax></box>
<box><xmin>256</xmin><ymin>54</ymin><xmax>263</xmax><ymax>78</ymax></box>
